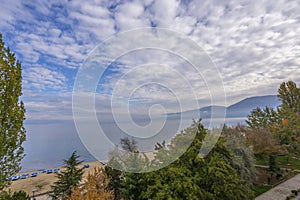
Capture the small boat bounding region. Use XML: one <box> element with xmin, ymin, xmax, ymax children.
<box><xmin>53</xmin><ymin>168</ymin><xmax>60</xmax><ymax>173</ymax></box>
<box><xmin>46</xmin><ymin>169</ymin><xmax>53</xmax><ymax>174</ymax></box>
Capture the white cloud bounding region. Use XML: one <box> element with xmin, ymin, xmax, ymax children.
<box><xmin>1</xmin><ymin>0</ymin><xmax>299</xmax><ymax>119</ymax></box>
<box><xmin>23</xmin><ymin>66</ymin><xmax>67</xmax><ymax>91</ymax></box>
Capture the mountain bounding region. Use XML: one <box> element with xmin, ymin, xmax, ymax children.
<box><xmin>167</xmin><ymin>95</ymin><xmax>280</xmax><ymax>120</ymax></box>
<box><xmin>226</xmin><ymin>95</ymin><xmax>280</xmax><ymax>118</ymax></box>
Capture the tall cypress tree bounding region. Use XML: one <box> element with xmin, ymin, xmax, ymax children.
<box><xmin>0</xmin><ymin>33</ymin><xmax>26</xmax><ymax>191</ymax></box>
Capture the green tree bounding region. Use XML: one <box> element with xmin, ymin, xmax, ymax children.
<box><xmin>0</xmin><ymin>33</ymin><xmax>26</xmax><ymax>191</ymax></box>
<box><xmin>105</xmin><ymin>158</ymin><xmax>123</xmax><ymax>200</ymax></box>
<box><xmin>276</xmin><ymin>81</ymin><xmax>300</xmax><ymax>154</ymax></box>
<box><xmin>105</xmin><ymin>137</ymin><xmax>149</xmax><ymax>200</ymax></box>
<box><xmin>246</xmin><ymin>81</ymin><xmax>300</xmax><ymax>156</ymax></box>
<box><xmin>278</xmin><ymin>81</ymin><xmax>300</xmax><ymax>114</ymax></box>
<box><xmin>108</xmin><ymin>120</ymin><xmax>254</xmax><ymax>200</ymax></box>
<box><xmin>246</xmin><ymin>107</ymin><xmax>279</xmax><ymax>129</ymax></box>
<box><xmin>49</xmin><ymin>151</ymin><xmax>84</xmax><ymax>200</ymax></box>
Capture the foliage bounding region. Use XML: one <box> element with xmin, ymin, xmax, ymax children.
<box><xmin>246</xmin><ymin>107</ymin><xmax>279</xmax><ymax>129</ymax></box>
<box><xmin>286</xmin><ymin>188</ymin><xmax>300</xmax><ymax>200</ymax></box>
<box><xmin>246</xmin><ymin>123</ymin><xmax>284</xmax><ymax>174</ymax></box>
<box><xmin>222</xmin><ymin>125</ymin><xmax>256</xmax><ymax>182</ymax></box>
<box><xmin>49</xmin><ymin>151</ymin><xmax>84</xmax><ymax>200</ymax></box>
<box><xmin>120</xmin><ymin>137</ymin><xmax>138</xmax><ymax>153</ymax></box>
<box><xmin>246</xmin><ymin>128</ymin><xmax>283</xmax><ymax>157</ymax></box>
<box><xmin>275</xmin><ymin>81</ymin><xmax>300</xmax><ymax>154</ymax></box>
<box><xmin>246</xmin><ymin>81</ymin><xmax>300</xmax><ymax>170</ymax></box>
<box><xmin>256</xmin><ymin>155</ymin><xmax>300</xmax><ymax>170</ymax></box>
<box><xmin>278</xmin><ymin>81</ymin><xmax>300</xmax><ymax>114</ymax></box>
<box><xmin>0</xmin><ymin>33</ymin><xmax>26</xmax><ymax>190</ymax></box>
<box><xmin>107</xmin><ymin>120</ymin><xmax>254</xmax><ymax>200</ymax></box>
<box><xmin>105</xmin><ymin>159</ymin><xmax>123</xmax><ymax>200</ymax></box>
<box><xmin>252</xmin><ymin>184</ymin><xmax>272</xmax><ymax>197</ymax></box>
<box><xmin>68</xmin><ymin>167</ymin><xmax>114</xmax><ymax>200</ymax></box>
<box><xmin>105</xmin><ymin>137</ymin><xmax>150</xmax><ymax>200</ymax></box>
<box><xmin>0</xmin><ymin>190</ymin><xmax>30</xmax><ymax>200</ymax></box>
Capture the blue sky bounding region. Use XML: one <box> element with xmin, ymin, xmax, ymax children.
<box><xmin>1</xmin><ymin>0</ymin><xmax>300</xmax><ymax>123</ymax></box>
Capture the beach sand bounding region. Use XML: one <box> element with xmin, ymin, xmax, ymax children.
<box><xmin>7</xmin><ymin>160</ymin><xmax>106</xmax><ymax>196</ymax></box>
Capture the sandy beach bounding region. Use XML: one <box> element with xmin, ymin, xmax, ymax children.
<box><xmin>7</xmin><ymin>160</ymin><xmax>106</xmax><ymax>197</ymax></box>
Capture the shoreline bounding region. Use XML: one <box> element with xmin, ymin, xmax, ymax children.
<box><xmin>7</xmin><ymin>160</ymin><xmax>107</xmax><ymax>196</ymax></box>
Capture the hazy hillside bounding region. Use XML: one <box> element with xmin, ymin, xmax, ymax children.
<box><xmin>226</xmin><ymin>95</ymin><xmax>280</xmax><ymax>118</ymax></box>
<box><xmin>167</xmin><ymin>95</ymin><xmax>280</xmax><ymax>119</ymax></box>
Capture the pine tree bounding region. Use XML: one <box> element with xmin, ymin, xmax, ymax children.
<box><xmin>49</xmin><ymin>151</ymin><xmax>84</xmax><ymax>200</ymax></box>
<box><xmin>0</xmin><ymin>33</ymin><xmax>26</xmax><ymax>191</ymax></box>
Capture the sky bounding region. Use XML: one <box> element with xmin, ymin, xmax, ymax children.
<box><xmin>0</xmin><ymin>0</ymin><xmax>299</xmax><ymax>123</ymax></box>
<box><xmin>1</xmin><ymin>0</ymin><xmax>300</xmax><ymax>167</ymax></box>
<box><xmin>0</xmin><ymin>0</ymin><xmax>300</xmax><ymax>122</ymax></box>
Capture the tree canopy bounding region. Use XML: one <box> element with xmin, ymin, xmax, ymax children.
<box><xmin>106</xmin><ymin>120</ymin><xmax>254</xmax><ymax>200</ymax></box>
<box><xmin>246</xmin><ymin>81</ymin><xmax>300</xmax><ymax>155</ymax></box>
<box><xmin>68</xmin><ymin>167</ymin><xmax>114</xmax><ymax>200</ymax></box>
<box><xmin>0</xmin><ymin>33</ymin><xmax>26</xmax><ymax>191</ymax></box>
<box><xmin>49</xmin><ymin>151</ymin><xmax>84</xmax><ymax>200</ymax></box>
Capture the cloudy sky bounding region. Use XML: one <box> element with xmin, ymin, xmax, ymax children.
<box><xmin>1</xmin><ymin>0</ymin><xmax>300</xmax><ymax>122</ymax></box>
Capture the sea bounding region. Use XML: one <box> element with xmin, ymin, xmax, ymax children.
<box><xmin>21</xmin><ymin>117</ymin><xmax>246</xmax><ymax>172</ymax></box>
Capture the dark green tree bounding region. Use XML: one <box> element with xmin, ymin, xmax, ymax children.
<box><xmin>0</xmin><ymin>33</ymin><xmax>26</xmax><ymax>191</ymax></box>
<box><xmin>105</xmin><ymin>158</ymin><xmax>123</xmax><ymax>200</ymax></box>
<box><xmin>49</xmin><ymin>151</ymin><xmax>84</xmax><ymax>200</ymax></box>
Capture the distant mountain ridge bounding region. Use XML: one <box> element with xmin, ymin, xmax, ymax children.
<box><xmin>167</xmin><ymin>95</ymin><xmax>281</xmax><ymax>119</ymax></box>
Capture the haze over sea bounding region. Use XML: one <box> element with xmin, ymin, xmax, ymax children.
<box><xmin>21</xmin><ymin>117</ymin><xmax>245</xmax><ymax>172</ymax></box>
<box><xmin>21</xmin><ymin>94</ymin><xmax>281</xmax><ymax>172</ymax></box>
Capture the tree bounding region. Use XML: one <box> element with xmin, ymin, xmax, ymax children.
<box><xmin>105</xmin><ymin>159</ymin><xmax>123</xmax><ymax>200</ymax></box>
<box><xmin>278</xmin><ymin>81</ymin><xmax>300</xmax><ymax>114</ymax></box>
<box><xmin>276</xmin><ymin>81</ymin><xmax>300</xmax><ymax>154</ymax></box>
<box><xmin>120</xmin><ymin>137</ymin><xmax>138</xmax><ymax>153</ymax></box>
<box><xmin>49</xmin><ymin>151</ymin><xmax>84</xmax><ymax>200</ymax></box>
<box><xmin>246</xmin><ymin>128</ymin><xmax>283</xmax><ymax>157</ymax></box>
<box><xmin>68</xmin><ymin>167</ymin><xmax>114</xmax><ymax>200</ymax></box>
<box><xmin>105</xmin><ymin>137</ymin><xmax>149</xmax><ymax>200</ymax></box>
<box><xmin>246</xmin><ymin>81</ymin><xmax>300</xmax><ymax>156</ymax></box>
<box><xmin>0</xmin><ymin>190</ymin><xmax>30</xmax><ymax>200</ymax></box>
<box><xmin>107</xmin><ymin>120</ymin><xmax>254</xmax><ymax>200</ymax></box>
<box><xmin>246</xmin><ymin>107</ymin><xmax>279</xmax><ymax>130</ymax></box>
<box><xmin>0</xmin><ymin>33</ymin><xmax>26</xmax><ymax>191</ymax></box>
<box><xmin>222</xmin><ymin>125</ymin><xmax>256</xmax><ymax>182</ymax></box>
